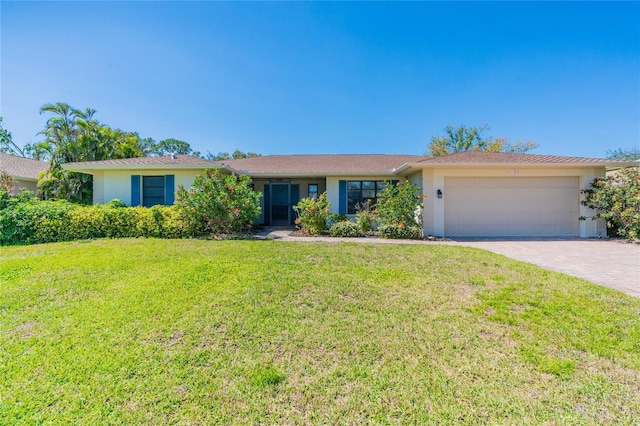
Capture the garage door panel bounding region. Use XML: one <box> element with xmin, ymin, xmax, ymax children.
<box><xmin>444</xmin><ymin>177</ymin><xmax>579</xmax><ymax>237</ymax></box>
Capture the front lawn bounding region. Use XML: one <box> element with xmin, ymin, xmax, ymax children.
<box><xmin>1</xmin><ymin>239</ymin><xmax>638</xmax><ymax>424</ymax></box>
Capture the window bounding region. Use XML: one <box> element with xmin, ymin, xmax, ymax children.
<box><xmin>143</xmin><ymin>176</ymin><xmax>165</xmax><ymax>207</ymax></box>
<box><xmin>308</xmin><ymin>184</ymin><xmax>319</xmax><ymax>199</ymax></box>
<box><xmin>347</xmin><ymin>181</ymin><xmax>387</xmax><ymax>214</ymax></box>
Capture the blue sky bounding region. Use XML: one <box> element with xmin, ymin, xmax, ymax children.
<box><xmin>1</xmin><ymin>1</ymin><xmax>638</xmax><ymax>158</ymax></box>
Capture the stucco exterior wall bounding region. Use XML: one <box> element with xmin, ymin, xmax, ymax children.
<box><xmin>12</xmin><ymin>179</ymin><xmax>38</xmax><ymax>195</ymax></box>
<box><xmin>94</xmin><ymin>169</ymin><xmax>201</xmax><ymax>205</ymax></box>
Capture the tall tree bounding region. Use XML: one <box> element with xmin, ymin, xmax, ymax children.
<box><xmin>36</xmin><ymin>102</ymin><xmax>149</xmax><ymax>203</ymax></box>
<box><xmin>150</xmin><ymin>138</ymin><xmax>197</xmax><ymax>156</ymax></box>
<box><xmin>426</xmin><ymin>124</ymin><xmax>538</xmax><ymax>157</ymax></box>
<box><xmin>0</xmin><ymin>117</ymin><xmax>27</xmax><ymax>157</ymax></box>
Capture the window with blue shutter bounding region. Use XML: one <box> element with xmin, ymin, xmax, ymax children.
<box><xmin>165</xmin><ymin>175</ymin><xmax>175</xmax><ymax>205</ymax></box>
<box><xmin>338</xmin><ymin>180</ymin><xmax>346</xmax><ymax>215</ymax></box>
<box><xmin>131</xmin><ymin>175</ymin><xmax>141</xmax><ymax>206</ymax></box>
<box><xmin>263</xmin><ymin>185</ymin><xmax>271</xmax><ymax>226</ymax></box>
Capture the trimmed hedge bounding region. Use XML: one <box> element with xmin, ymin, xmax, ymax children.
<box><xmin>329</xmin><ymin>221</ymin><xmax>363</xmax><ymax>238</ymax></box>
<box><xmin>0</xmin><ymin>194</ymin><xmax>189</xmax><ymax>245</ymax></box>
<box><xmin>378</xmin><ymin>224</ymin><xmax>423</xmax><ymax>240</ymax></box>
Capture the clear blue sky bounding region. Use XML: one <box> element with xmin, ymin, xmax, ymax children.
<box><xmin>1</xmin><ymin>1</ymin><xmax>639</xmax><ymax>158</ymax></box>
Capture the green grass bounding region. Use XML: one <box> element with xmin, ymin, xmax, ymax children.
<box><xmin>1</xmin><ymin>239</ymin><xmax>639</xmax><ymax>424</ymax></box>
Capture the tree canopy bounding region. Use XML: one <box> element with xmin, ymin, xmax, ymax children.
<box><xmin>426</xmin><ymin>124</ymin><xmax>539</xmax><ymax>157</ymax></box>
<box><xmin>2</xmin><ymin>102</ymin><xmax>263</xmax><ymax>204</ymax></box>
<box><xmin>206</xmin><ymin>150</ymin><xmax>262</xmax><ymax>161</ymax></box>
<box><xmin>606</xmin><ymin>147</ymin><xmax>640</xmax><ymax>161</ymax></box>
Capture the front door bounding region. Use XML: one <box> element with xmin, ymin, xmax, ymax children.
<box><xmin>270</xmin><ymin>183</ymin><xmax>290</xmax><ymax>226</ymax></box>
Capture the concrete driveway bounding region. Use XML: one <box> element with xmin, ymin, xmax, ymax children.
<box><xmin>452</xmin><ymin>239</ymin><xmax>640</xmax><ymax>297</ymax></box>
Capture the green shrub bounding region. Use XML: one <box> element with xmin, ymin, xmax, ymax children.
<box><xmin>329</xmin><ymin>221</ymin><xmax>363</xmax><ymax>237</ymax></box>
<box><xmin>175</xmin><ymin>169</ymin><xmax>261</xmax><ymax>237</ymax></box>
<box><xmin>326</xmin><ymin>212</ymin><xmax>348</xmax><ymax>228</ymax></box>
<box><xmin>376</xmin><ymin>180</ymin><xmax>424</xmax><ymax>230</ymax></box>
<box><xmin>0</xmin><ymin>194</ymin><xmax>190</xmax><ymax>245</ymax></box>
<box><xmin>581</xmin><ymin>167</ymin><xmax>640</xmax><ymax>240</ymax></box>
<box><xmin>293</xmin><ymin>192</ymin><xmax>330</xmax><ymax>235</ymax></box>
<box><xmin>355</xmin><ymin>201</ymin><xmax>376</xmax><ymax>232</ymax></box>
<box><xmin>378</xmin><ymin>224</ymin><xmax>423</xmax><ymax>240</ymax></box>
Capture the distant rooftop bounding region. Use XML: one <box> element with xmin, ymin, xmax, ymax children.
<box><xmin>0</xmin><ymin>152</ymin><xmax>49</xmax><ymax>181</ymax></box>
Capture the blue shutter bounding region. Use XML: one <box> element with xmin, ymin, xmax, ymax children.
<box><xmin>131</xmin><ymin>175</ymin><xmax>141</xmax><ymax>206</ymax></box>
<box><xmin>290</xmin><ymin>184</ymin><xmax>299</xmax><ymax>225</ymax></box>
<box><xmin>164</xmin><ymin>174</ymin><xmax>175</xmax><ymax>205</ymax></box>
<box><xmin>338</xmin><ymin>180</ymin><xmax>346</xmax><ymax>215</ymax></box>
<box><xmin>263</xmin><ymin>185</ymin><xmax>271</xmax><ymax>225</ymax></box>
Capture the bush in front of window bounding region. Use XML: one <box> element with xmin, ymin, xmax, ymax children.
<box><xmin>378</xmin><ymin>224</ymin><xmax>423</xmax><ymax>240</ymax></box>
<box><xmin>375</xmin><ymin>180</ymin><xmax>424</xmax><ymax>231</ymax></box>
<box><xmin>355</xmin><ymin>201</ymin><xmax>376</xmax><ymax>233</ymax></box>
<box><xmin>326</xmin><ymin>212</ymin><xmax>348</xmax><ymax>228</ymax></box>
<box><xmin>329</xmin><ymin>220</ymin><xmax>363</xmax><ymax>238</ymax></box>
<box><xmin>293</xmin><ymin>192</ymin><xmax>330</xmax><ymax>235</ymax></box>
<box><xmin>175</xmin><ymin>169</ymin><xmax>261</xmax><ymax>237</ymax></box>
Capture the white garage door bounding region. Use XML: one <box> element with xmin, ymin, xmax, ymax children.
<box><xmin>444</xmin><ymin>177</ymin><xmax>580</xmax><ymax>237</ymax></box>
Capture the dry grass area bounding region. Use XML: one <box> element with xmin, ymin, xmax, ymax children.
<box><xmin>1</xmin><ymin>239</ymin><xmax>639</xmax><ymax>424</ymax></box>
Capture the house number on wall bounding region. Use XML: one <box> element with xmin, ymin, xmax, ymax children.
<box><xmin>509</xmin><ymin>170</ymin><xmax>520</xmax><ymax>175</ymax></box>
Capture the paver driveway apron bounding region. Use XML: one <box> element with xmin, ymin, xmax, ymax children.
<box><xmin>452</xmin><ymin>239</ymin><xmax>640</xmax><ymax>297</ymax></box>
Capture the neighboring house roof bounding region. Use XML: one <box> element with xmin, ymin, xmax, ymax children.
<box><xmin>220</xmin><ymin>154</ymin><xmax>425</xmax><ymax>176</ymax></box>
<box><xmin>0</xmin><ymin>152</ymin><xmax>49</xmax><ymax>181</ymax></box>
<box><xmin>64</xmin><ymin>154</ymin><xmax>219</xmax><ymax>173</ymax></box>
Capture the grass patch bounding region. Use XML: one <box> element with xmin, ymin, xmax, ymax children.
<box><xmin>1</xmin><ymin>239</ymin><xmax>639</xmax><ymax>424</ymax></box>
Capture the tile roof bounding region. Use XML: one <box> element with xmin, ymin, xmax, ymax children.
<box><xmin>221</xmin><ymin>154</ymin><xmax>425</xmax><ymax>175</ymax></box>
<box><xmin>0</xmin><ymin>152</ymin><xmax>49</xmax><ymax>180</ymax></box>
<box><xmin>416</xmin><ymin>151</ymin><xmax>620</xmax><ymax>164</ymax></box>
<box><xmin>65</xmin><ymin>154</ymin><xmax>218</xmax><ymax>168</ymax></box>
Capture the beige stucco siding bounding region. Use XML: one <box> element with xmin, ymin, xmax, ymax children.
<box><xmin>95</xmin><ymin>169</ymin><xmax>201</xmax><ymax>205</ymax></box>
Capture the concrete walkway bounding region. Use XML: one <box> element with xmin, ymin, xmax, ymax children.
<box><xmin>255</xmin><ymin>228</ymin><xmax>640</xmax><ymax>297</ymax></box>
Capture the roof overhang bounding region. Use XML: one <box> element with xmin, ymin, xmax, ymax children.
<box><xmin>62</xmin><ymin>163</ymin><xmax>226</xmax><ymax>175</ymax></box>
<box><xmin>395</xmin><ymin>160</ymin><xmax>639</xmax><ymax>174</ymax></box>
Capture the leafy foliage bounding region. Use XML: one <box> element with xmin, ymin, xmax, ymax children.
<box><xmin>206</xmin><ymin>150</ymin><xmax>262</xmax><ymax>161</ymax></box>
<box><xmin>375</xmin><ymin>180</ymin><xmax>424</xmax><ymax>232</ymax></box>
<box><xmin>0</xmin><ymin>194</ymin><xmax>188</xmax><ymax>245</ymax></box>
<box><xmin>293</xmin><ymin>192</ymin><xmax>330</xmax><ymax>235</ymax></box>
<box><xmin>0</xmin><ymin>170</ymin><xmax>16</xmax><ymax>196</ymax></box>
<box><xmin>175</xmin><ymin>169</ymin><xmax>261</xmax><ymax>236</ymax></box>
<box><xmin>580</xmin><ymin>167</ymin><xmax>640</xmax><ymax>240</ymax></box>
<box><xmin>378</xmin><ymin>224</ymin><xmax>423</xmax><ymax>239</ymax></box>
<box><xmin>329</xmin><ymin>220</ymin><xmax>363</xmax><ymax>237</ymax></box>
<box><xmin>606</xmin><ymin>147</ymin><xmax>640</xmax><ymax>161</ymax></box>
<box><xmin>355</xmin><ymin>201</ymin><xmax>376</xmax><ymax>232</ymax></box>
<box><xmin>427</xmin><ymin>124</ymin><xmax>538</xmax><ymax>157</ymax></box>
<box><xmin>150</xmin><ymin>138</ymin><xmax>200</xmax><ymax>157</ymax></box>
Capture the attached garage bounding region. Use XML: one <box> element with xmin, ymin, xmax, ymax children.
<box><xmin>444</xmin><ymin>176</ymin><xmax>580</xmax><ymax>237</ymax></box>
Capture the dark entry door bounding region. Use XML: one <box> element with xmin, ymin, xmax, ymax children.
<box><xmin>270</xmin><ymin>183</ymin><xmax>290</xmax><ymax>226</ymax></box>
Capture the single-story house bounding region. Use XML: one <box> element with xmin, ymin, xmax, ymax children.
<box><xmin>0</xmin><ymin>152</ymin><xmax>49</xmax><ymax>195</ymax></box>
<box><xmin>63</xmin><ymin>151</ymin><xmax>635</xmax><ymax>238</ymax></box>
